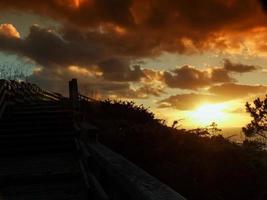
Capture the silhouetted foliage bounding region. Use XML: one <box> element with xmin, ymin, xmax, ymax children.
<box><xmin>188</xmin><ymin>122</ymin><xmax>222</xmax><ymax>136</ymax></box>
<box><xmin>243</xmin><ymin>96</ymin><xmax>267</xmax><ymax>139</ymax></box>
<box><xmin>81</xmin><ymin>99</ymin><xmax>267</xmax><ymax>200</ymax></box>
<box><xmin>0</xmin><ymin>63</ymin><xmax>30</xmax><ymax>81</ymax></box>
<box><xmin>207</xmin><ymin>122</ymin><xmax>222</xmax><ymax>135</ymax></box>
<box><xmin>171</xmin><ymin>118</ymin><xmax>184</xmax><ymax>129</ymax></box>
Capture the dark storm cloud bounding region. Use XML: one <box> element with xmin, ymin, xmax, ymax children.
<box><xmin>163</xmin><ymin>65</ymin><xmax>234</xmax><ymax>90</ymax></box>
<box><xmin>29</xmin><ymin>67</ymin><xmax>162</xmax><ymax>99</ymax></box>
<box><xmin>259</xmin><ymin>0</ymin><xmax>267</xmax><ymax>12</ymax></box>
<box><xmin>0</xmin><ymin>25</ymin><xmax>146</xmax><ymax>82</ymax></box>
<box><xmin>0</xmin><ymin>0</ymin><xmax>135</xmax><ymax>27</ymax></box>
<box><xmin>223</xmin><ymin>59</ymin><xmax>259</xmax><ymax>73</ymax></box>
<box><xmin>0</xmin><ymin>0</ymin><xmax>267</xmax><ymax>99</ymax></box>
<box><xmin>28</xmin><ymin>67</ymin><xmax>133</xmax><ymax>97</ymax></box>
<box><xmin>0</xmin><ymin>25</ymin><xmax>101</xmax><ymax>67</ymax></box>
<box><xmin>0</xmin><ymin>0</ymin><xmax>266</xmax><ymax>55</ymax></box>
<box><xmin>0</xmin><ymin>24</ymin><xmax>260</xmax><ymax>95</ymax></box>
<box><xmin>161</xmin><ymin>58</ymin><xmax>261</xmax><ymax>90</ymax></box>
<box><xmin>98</xmin><ymin>58</ymin><xmax>145</xmax><ymax>82</ymax></box>
<box><xmin>0</xmin><ymin>0</ymin><xmax>266</xmax><ymax>68</ymax></box>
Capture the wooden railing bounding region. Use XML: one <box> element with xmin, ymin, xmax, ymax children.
<box><xmin>75</xmin><ymin>126</ymin><xmax>186</xmax><ymax>200</ymax></box>
<box><xmin>0</xmin><ymin>80</ymin><xmax>11</xmax><ymax>118</ymax></box>
<box><xmin>0</xmin><ymin>79</ymin><xmax>65</xmax><ymax>118</ymax></box>
<box><xmin>0</xmin><ymin>78</ymin><xmax>187</xmax><ymax>199</ymax></box>
<box><xmin>78</xmin><ymin>93</ymin><xmax>96</xmax><ymax>103</ymax></box>
<box><xmin>69</xmin><ymin>78</ymin><xmax>187</xmax><ymax>200</ymax></box>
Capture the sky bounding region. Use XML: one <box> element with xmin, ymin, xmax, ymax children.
<box><xmin>1</xmin><ymin>0</ymin><xmax>267</xmax><ymax>128</ymax></box>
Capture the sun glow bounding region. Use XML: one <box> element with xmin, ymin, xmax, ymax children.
<box><xmin>191</xmin><ymin>103</ymin><xmax>228</xmax><ymax>126</ymax></box>
<box><xmin>74</xmin><ymin>0</ymin><xmax>81</xmax><ymax>7</ymax></box>
<box><xmin>73</xmin><ymin>0</ymin><xmax>85</xmax><ymax>8</ymax></box>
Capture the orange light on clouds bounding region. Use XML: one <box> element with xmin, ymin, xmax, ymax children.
<box><xmin>69</xmin><ymin>0</ymin><xmax>88</xmax><ymax>8</ymax></box>
<box><xmin>114</xmin><ymin>26</ymin><xmax>126</xmax><ymax>35</ymax></box>
<box><xmin>74</xmin><ymin>0</ymin><xmax>81</xmax><ymax>8</ymax></box>
<box><xmin>68</xmin><ymin>65</ymin><xmax>102</xmax><ymax>76</ymax></box>
<box><xmin>56</xmin><ymin>0</ymin><xmax>86</xmax><ymax>8</ymax></box>
<box><xmin>0</xmin><ymin>24</ymin><xmax>20</xmax><ymax>38</ymax></box>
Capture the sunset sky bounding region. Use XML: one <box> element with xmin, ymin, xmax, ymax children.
<box><xmin>1</xmin><ymin>0</ymin><xmax>267</xmax><ymax>128</ymax></box>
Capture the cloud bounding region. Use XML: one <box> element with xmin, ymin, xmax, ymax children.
<box><xmin>135</xmin><ymin>84</ymin><xmax>165</xmax><ymax>98</ymax></box>
<box><xmin>161</xmin><ymin>59</ymin><xmax>261</xmax><ymax>90</ymax></box>
<box><xmin>28</xmin><ymin>66</ymin><xmax>163</xmax><ymax>99</ymax></box>
<box><xmin>0</xmin><ymin>0</ymin><xmax>134</xmax><ymax>27</ymax></box>
<box><xmin>109</xmin><ymin>84</ymin><xmax>165</xmax><ymax>99</ymax></box>
<box><xmin>28</xmin><ymin>66</ymin><xmax>132</xmax><ymax>98</ymax></box>
<box><xmin>259</xmin><ymin>0</ymin><xmax>267</xmax><ymax>12</ymax></box>
<box><xmin>0</xmin><ymin>25</ymin><xmax>148</xmax><ymax>82</ymax></box>
<box><xmin>0</xmin><ymin>0</ymin><xmax>267</xmax><ymax>56</ymax></box>
<box><xmin>142</xmin><ymin>69</ymin><xmax>164</xmax><ymax>83</ymax></box>
<box><xmin>0</xmin><ymin>24</ymin><xmax>20</xmax><ymax>38</ymax></box>
<box><xmin>223</xmin><ymin>59</ymin><xmax>259</xmax><ymax>73</ymax></box>
<box><xmin>208</xmin><ymin>83</ymin><xmax>267</xmax><ymax>99</ymax></box>
<box><xmin>1</xmin><ymin>1</ymin><xmax>267</xmax><ymax>101</ymax></box>
<box><xmin>163</xmin><ymin>65</ymin><xmax>234</xmax><ymax>90</ymax></box>
<box><xmin>97</xmin><ymin>58</ymin><xmax>145</xmax><ymax>82</ymax></box>
<box><xmin>0</xmin><ymin>1</ymin><xmax>266</xmax><ymax>74</ymax></box>
<box><xmin>158</xmin><ymin>93</ymin><xmax>225</xmax><ymax>110</ymax></box>
<box><xmin>1</xmin><ymin>24</ymin><xmax>261</xmax><ymax>98</ymax></box>
<box><xmin>158</xmin><ymin>83</ymin><xmax>267</xmax><ymax>111</ymax></box>
<box><xmin>0</xmin><ymin>24</ymin><xmax>166</xmax><ymax>97</ymax></box>
<box><xmin>0</xmin><ymin>25</ymin><xmax>98</xmax><ymax>67</ymax></box>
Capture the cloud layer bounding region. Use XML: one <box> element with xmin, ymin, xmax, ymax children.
<box><xmin>0</xmin><ymin>0</ymin><xmax>267</xmax><ymax>104</ymax></box>
<box><xmin>1</xmin><ymin>0</ymin><xmax>267</xmax><ymax>56</ymax></box>
<box><xmin>159</xmin><ymin>83</ymin><xmax>267</xmax><ymax>111</ymax></box>
<box><xmin>163</xmin><ymin>65</ymin><xmax>233</xmax><ymax>90</ymax></box>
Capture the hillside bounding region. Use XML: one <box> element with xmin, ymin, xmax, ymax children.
<box><xmin>81</xmin><ymin>99</ymin><xmax>267</xmax><ymax>200</ymax></box>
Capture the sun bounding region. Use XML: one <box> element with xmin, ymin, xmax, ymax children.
<box><xmin>190</xmin><ymin>103</ymin><xmax>227</xmax><ymax>126</ymax></box>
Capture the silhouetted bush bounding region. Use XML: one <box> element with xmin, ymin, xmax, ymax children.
<box><xmin>82</xmin><ymin>100</ymin><xmax>267</xmax><ymax>200</ymax></box>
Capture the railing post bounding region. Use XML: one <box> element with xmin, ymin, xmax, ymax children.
<box><xmin>69</xmin><ymin>78</ymin><xmax>79</xmax><ymax>110</ymax></box>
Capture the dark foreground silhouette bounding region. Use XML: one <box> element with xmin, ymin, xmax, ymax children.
<box><xmin>0</xmin><ymin>79</ymin><xmax>186</xmax><ymax>200</ymax></box>
<box><xmin>82</xmin><ymin>100</ymin><xmax>267</xmax><ymax>200</ymax></box>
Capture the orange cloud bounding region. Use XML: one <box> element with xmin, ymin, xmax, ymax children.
<box><xmin>158</xmin><ymin>83</ymin><xmax>267</xmax><ymax>111</ymax></box>
<box><xmin>68</xmin><ymin>65</ymin><xmax>102</xmax><ymax>77</ymax></box>
<box><xmin>158</xmin><ymin>93</ymin><xmax>225</xmax><ymax>110</ymax></box>
<box><xmin>208</xmin><ymin>83</ymin><xmax>267</xmax><ymax>99</ymax></box>
<box><xmin>74</xmin><ymin>0</ymin><xmax>81</xmax><ymax>8</ymax></box>
<box><xmin>0</xmin><ymin>24</ymin><xmax>20</xmax><ymax>38</ymax></box>
<box><xmin>0</xmin><ymin>0</ymin><xmax>266</xmax><ymax>55</ymax></box>
<box><xmin>1</xmin><ymin>0</ymin><xmax>267</xmax><ymax>101</ymax></box>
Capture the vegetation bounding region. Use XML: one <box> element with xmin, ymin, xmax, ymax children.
<box><xmin>82</xmin><ymin>99</ymin><xmax>267</xmax><ymax>200</ymax></box>
<box><xmin>0</xmin><ymin>63</ymin><xmax>30</xmax><ymax>81</ymax></box>
<box><xmin>243</xmin><ymin>96</ymin><xmax>267</xmax><ymax>139</ymax></box>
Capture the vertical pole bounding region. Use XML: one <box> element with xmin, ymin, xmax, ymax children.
<box><xmin>69</xmin><ymin>78</ymin><xmax>79</xmax><ymax>110</ymax></box>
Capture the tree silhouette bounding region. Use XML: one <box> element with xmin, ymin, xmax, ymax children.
<box><xmin>243</xmin><ymin>96</ymin><xmax>267</xmax><ymax>139</ymax></box>
<box><xmin>171</xmin><ymin>118</ymin><xmax>184</xmax><ymax>129</ymax></box>
<box><xmin>207</xmin><ymin>122</ymin><xmax>222</xmax><ymax>135</ymax></box>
